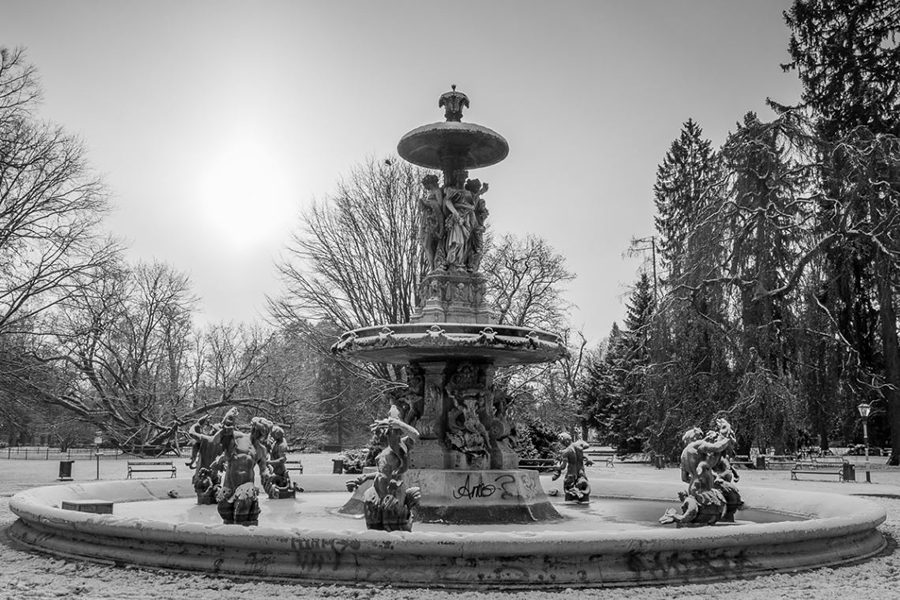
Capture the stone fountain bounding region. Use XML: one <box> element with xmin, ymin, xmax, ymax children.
<box><xmin>7</xmin><ymin>87</ymin><xmax>888</xmax><ymax>588</ymax></box>
<box><xmin>332</xmin><ymin>86</ymin><xmax>567</xmax><ymax>524</ymax></box>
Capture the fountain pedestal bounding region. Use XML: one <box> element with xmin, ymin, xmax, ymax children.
<box><xmin>333</xmin><ymin>87</ymin><xmax>568</xmax><ymax>525</ymax></box>
<box><xmin>405</xmin><ymin>469</ymin><xmax>559</xmax><ymax>524</ymax></box>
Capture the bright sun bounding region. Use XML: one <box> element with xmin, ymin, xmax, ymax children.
<box><xmin>195</xmin><ymin>135</ymin><xmax>294</xmax><ymax>252</ymax></box>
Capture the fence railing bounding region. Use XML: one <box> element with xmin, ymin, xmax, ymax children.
<box><xmin>2</xmin><ymin>446</ymin><xmax>128</xmax><ymax>460</ymax></box>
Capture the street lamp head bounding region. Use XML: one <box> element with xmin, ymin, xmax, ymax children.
<box><xmin>857</xmin><ymin>402</ymin><xmax>872</xmax><ymax>419</ymax></box>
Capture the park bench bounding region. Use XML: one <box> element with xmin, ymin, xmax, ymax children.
<box><xmin>518</xmin><ymin>458</ymin><xmax>559</xmax><ymax>472</ymax></box>
<box><xmin>126</xmin><ymin>460</ymin><xmax>176</xmax><ymax>479</ymax></box>
<box><xmin>586</xmin><ymin>449</ymin><xmax>616</xmax><ymax>467</ymax></box>
<box><xmin>731</xmin><ymin>454</ymin><xmax>755</xmax><ymax>469</ymax></box>
<box><xmin>285</xmin><ymin>459</ymin><xmax>304</xmax><ymax>474</ymax></box>
<box><xmin>790</xmin><ymin>457</ymin><xmax>849</xmax><ymax>482</ymax></box>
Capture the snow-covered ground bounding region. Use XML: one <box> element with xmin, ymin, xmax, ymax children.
<box><xmin>2</xmin><ymin>456</ymin><xmax>899</xmax><ymax>600</ymax></box>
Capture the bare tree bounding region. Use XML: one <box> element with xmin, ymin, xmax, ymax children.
<box><xmin>481</xmin><ymin>233</ymin><xmax>575</xmax><ymax>332</ymax></box>
<box><xmin>480</xmin><ymin>233</ymin><xmax>582</xmax><ymax>431</ymax></box>
<box><xmin>269</xmin><ymin>156</ymin><xmax>430</xmax><ymax>385</ymax></box>
<box><xmin>34</xmin><ymin>261</ymin><xmax>198</xmax><ymax>452</ymax></box>
<box><xmin>271</xmin><ymin>157</ymin><xmax>427</xmax><ymax>330</ymax></box>
<box><xmin>190</xmin><ymin>321</ymin><xmax>274</xmax><ymax>417</ymax></box>
<box><xmin>0</xmin><ymin>47</ymin><xmax>119</xmax><ymax>338</ymax></box>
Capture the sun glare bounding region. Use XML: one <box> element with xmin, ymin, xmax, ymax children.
<box><xmin>195</xmin><ymin>135</ymin><xmax>294</xmax><ymax>252</ymax></box>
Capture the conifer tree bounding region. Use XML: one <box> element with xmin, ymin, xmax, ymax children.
<box><xmin>653</xmin><ymin>119</ymin><xmax>722</xmax><ymax>281</ymax></box>
<box><xmin>784</xmin><ymin>0</ymin><xmax>900</xmax><ymax>460</ymax></box>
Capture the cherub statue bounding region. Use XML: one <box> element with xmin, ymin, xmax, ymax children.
<box><xmin>186</xmin><ymin>414</ymin><xmax>224</xmax><ymax>504</ymax></box>
<box><xmin>345</xmin><ymin>413</ymin><xmax>422</xmax><ymax>532</ymax></box>
<box><xmin>659</xmin><ymin>460</ymin><xmax>726</xmax><ymax>527</ymax></box>
<box><xmin>680</xmin><ymin>419</ymin><xmax>735</xmax><ymax>489</ymax></box>
<box><xmin>677</xmin><ymin>417</ymin><xmax>743</xmax><ymax>523</ymax></box>
<box><xmin>209</xmin><ymin>409</ymin><xmax>273</xmax><ymax>526</ymax></box>
<box><xmin>264</xmin><ymin>425</ymin><xmax>301</xmax><ymax>499</ymax></box>
<box><xmin>551</xmin><ymin>433</ymin><xmax>592</xmax><ymax>503</ymax></box>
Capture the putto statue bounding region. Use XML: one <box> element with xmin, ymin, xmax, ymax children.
<box><xmin>264</xmin><ymin>425</ymin><xmax>302</xmax><ymax>499</ymax></box>
<box><xmin>346</xmin><ymin>411</ymin><xmax>422</xmax><ymax>532</ymax></box>
<box><xmin>661</xmin><ymin>417</ymin><xmax>743</xmax><ymax>526</ymax></box>
<box><xmin>551</xmin><ymin>433</ymin><xmax>592</xmax><ymax>503</ymax></box>
<box><xmin>186</xmin><ymin>414</ymin><xmax>224</xmax><ymax>505</ymax></box>
<box><xmin>209</xmin><ymin>409</ymin><xmax>273</xmax><ymax>526</ymax></box>
<box><xmin>659</xmin><ymin>461</ymin><xmax>727</xmax><ymax>527</ymax></box>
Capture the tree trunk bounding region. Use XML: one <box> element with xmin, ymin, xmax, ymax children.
<box><xmin>877</xmin><ymin>255</ymin><xmax>900</xmax><ymax>465</ymax></box>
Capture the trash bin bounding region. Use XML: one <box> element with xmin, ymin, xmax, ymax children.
<box><xmin>842</xmin><ymin>462</ymin><xmax>856</xmax><ymax>482</ymax></box>
<box><xmin>654</xmin><ymin>455</ymin><xmax>666</xmax><ymax>469</ymax></box>
<box><xmin>332</xmin><ymin>459</ymin><xmax>344</xmax><ymax>474</ymax></box>
<box><xmin>755</xmin><ymin>456</ymin><xmax>766</xmax><ymax>470</ymax></box>
<box><xmin>58</xmin><ymin>460</ymin><xmax>74</xmax><ymax>481</ymax></box>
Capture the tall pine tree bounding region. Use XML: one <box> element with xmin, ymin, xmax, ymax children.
<box><xmin>784</xmin><ymin>0</ymin><xmax>900</xmax><ymax>460</ymax></box>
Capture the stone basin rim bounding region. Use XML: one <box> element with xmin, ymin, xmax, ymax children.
<box><xmin>8</xmin><ymin>477</ymin><xmax>887</xmax><ymax>588</ymax></box>
<box><xmin>10</xmin><ymin>477</ymin><xmax>886</xmax><ymax>549</ymax></box>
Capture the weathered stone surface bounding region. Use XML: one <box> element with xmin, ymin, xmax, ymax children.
<box><xmin>332</xmin><ymin>323</ymin><xmax>567</xmax><ymax>366</ymax></box>
<box><xmin>398</xmin><ymin>121</ymin><xmax>509</xmax><ymax>174</ymax></box>
<box><xmin>9</xmin><ymin>478</ymin><xmax>888</xmax><ymax>588</ymax></box>
<box><xmin>60</xmin><ymin>499</ymin><xmax>113</xmax><ymax>514</ymax></box>
<box><xmin>403</xmin><ymin>468</ymin><xmax>561</xmax><ymax>524</ymax></box>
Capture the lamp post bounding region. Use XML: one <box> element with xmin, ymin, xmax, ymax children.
<box><xmin>857</xmin><ymin>403</ymin><xmax>871</xmax><ymax>483</ymax></box>
<box><xmin>94</xmin><ymin>431</ymin><xmax>102</xmax><ymax>481</ymax></box>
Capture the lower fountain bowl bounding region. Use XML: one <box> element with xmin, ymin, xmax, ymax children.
<box><xmin>9</xmin><ymin>477</ymin><xmax>886</xmax><ymax>588</ymax></box>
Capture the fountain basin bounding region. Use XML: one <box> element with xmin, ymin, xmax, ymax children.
<box><xmin>9</xmin><ymin>476</ymin><xmax>886</xmax><ymax>588</ymax></box>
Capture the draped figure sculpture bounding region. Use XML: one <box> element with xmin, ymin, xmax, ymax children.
<box><xmin>419</xmin><ymin>174</ymin><xmax>445</xmax><ymax>272</ymax></box>
<box><xmin>443</xmin><ymin>170</ymin><xmax>477</xmax><ymax>271</ymax></box>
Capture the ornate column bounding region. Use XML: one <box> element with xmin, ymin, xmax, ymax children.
<box><xmin>408</xmin><ymin>362</ymin><xmax>449</xmax><ymax>469</ymax></box>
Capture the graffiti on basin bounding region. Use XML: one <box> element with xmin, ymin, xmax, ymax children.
<box><xmin>289</xmin><ymin>536</ymin><xmax>362</xmax><ymax>571</ymax></box>
<box><xmin>451</xmin><ymin>473</ymin><xmax>522</xmax><ymax>501</ymax></box>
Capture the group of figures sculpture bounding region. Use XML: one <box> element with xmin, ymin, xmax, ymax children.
<box><xmin>419</xmin><ymin>171</ymin><xmax>489</xmax><ymax>274</ymax></box>
<box><xmin>185</xmin><ymin>409</ymin><xmax>301</xmax><ymax>526</ymax></box>
<box><xmin>659</xmin><ymin>417</ymin><xmax>744</xmax><ymax>527</ymax></box>
<box><xmin>389</xmin><ymin>362</ymin><xmax>519</xmax><ymax>470</ymax></box>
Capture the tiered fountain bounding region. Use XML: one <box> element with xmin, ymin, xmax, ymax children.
<box><xmin>333</xmin><ymin>85</ymin><xmax>567</xmax><ymax>524</ymax></box>
<box><xmin>7</xmin><ymin>87</ymin><xmax>888</xmax><ymax>589</ymax></box>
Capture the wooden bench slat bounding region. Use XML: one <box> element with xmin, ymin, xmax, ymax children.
<box><xmin>790</xmin><ymin>458</ymin><xmax>848</xmax><ymax>481</ymax></box>
<box><xmin>127</xmin><ymin>460</ymin><xmax>177</xmax><ymax>479</ymax></box>
<box><xmin>518</xmin><ymin>459</ymin><xmax>558</xmax><ymax>472</ymax></box>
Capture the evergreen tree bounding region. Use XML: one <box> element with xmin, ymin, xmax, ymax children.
<box><xmin>720</xmin><ymin>113</ymin><xmax>807</xmax><ymax>453</ymax></box>
<box><xmin>577</xmin><ymin>324</ymin><xmax>624</xmax><ymax>447</ymax></box>
<box><xmin>784</xmin><ymin>0</ymin><xmax>900</xmax><ymax>460</ymax></box>
<box><xmin>578</xmin><ymin>275</ymin><xmax>656</xmax><ymax>453</ymax></box>
<box><xmin>646</xmin><ymin>122</ymin><xmax>734</xmax><ymax>458</ymax></box>
<box><xmin>653</xmin><ymin>119</ymin><xmax>722</xmax><ymax>280</ymax></box>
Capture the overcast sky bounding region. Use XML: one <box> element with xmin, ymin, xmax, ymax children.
<box><xmin>2</xmin><ymin>1</ymin><xmax>803</xmax><ymax>344</ymax></box>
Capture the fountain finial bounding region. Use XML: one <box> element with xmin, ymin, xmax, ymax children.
<box><xmin>439</xmin><ymin>85</ymin><xmax>469</xmax><ymax>122</ymax></box>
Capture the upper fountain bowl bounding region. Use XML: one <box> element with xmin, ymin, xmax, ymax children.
<box><xmin>398</xmin><ymin>120</ymin><xmax>509</xmax><ymax>171</ymax></box>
